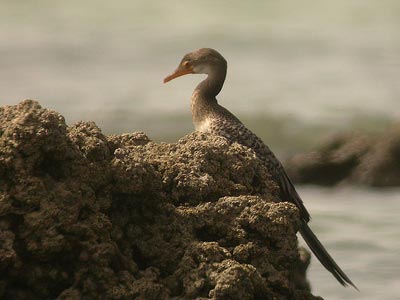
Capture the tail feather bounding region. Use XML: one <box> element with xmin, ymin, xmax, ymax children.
<box><xmin>300</xmin><ymin>222</ymin><xmax>358</xmax><ymax>290</ymax></box>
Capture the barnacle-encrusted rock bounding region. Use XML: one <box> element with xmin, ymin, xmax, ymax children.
<box><xmin>0</xmin><ymin>100</ymin><xmax>321</xmax><ymax>300</ymax></box>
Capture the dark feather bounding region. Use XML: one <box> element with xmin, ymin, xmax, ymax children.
<box><xmin>207</xmin><ymin>103</ymin><xmax>356</xmax><ymax>288</ymax></box>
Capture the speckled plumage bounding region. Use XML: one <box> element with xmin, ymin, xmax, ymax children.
<box><xmin>165</xmin><ymin>48</ymin><xmax>357</xmax><ymax>289</ymax></box>
<box><xmin>191</xmin><ymin>90</ymin><xmax>310</xmax><ymax>223</ymax></box>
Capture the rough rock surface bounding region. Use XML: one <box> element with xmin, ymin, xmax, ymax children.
<box><xmin>0</xmin><ymin>100</ymin><xmax>321</xmax><ymax>300</ymax></box>
<box><xmin>286</xmin><ymin>128</ymin><xmax>400</xmax><ymax>187</ymax></box>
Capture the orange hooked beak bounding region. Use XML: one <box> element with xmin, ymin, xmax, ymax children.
<box><xmin>163</xmin><ymin>66</ymin><xmax>194</xmax><ymax>83</ymax></box>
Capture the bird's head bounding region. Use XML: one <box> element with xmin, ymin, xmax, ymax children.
<box><xmin>164</xmin><ymin>48</ymin><xmax>227</xmax><ymax>83</ymax></box>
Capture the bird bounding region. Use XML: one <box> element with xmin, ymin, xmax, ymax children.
<box><xmin>163</xmin><ymin>48</ymin><xmax>357</xmax><ymax>289</ymax></box>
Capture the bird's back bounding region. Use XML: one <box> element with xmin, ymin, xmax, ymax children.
<box><xmin>206</xmin><ymin>103</ymin><xmax>311</xmax><ymax>222</ymax></box>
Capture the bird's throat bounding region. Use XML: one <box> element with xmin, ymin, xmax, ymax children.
<box><xmin>190</xmin><ymin>66</ymin><xmax>226</xmax><ymax>131</ymax></box>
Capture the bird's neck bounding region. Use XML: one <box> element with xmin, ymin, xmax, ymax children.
<box><xmin>191</xmin><ymin>66</ymin><xmax>226</xmax><ymax>126</ymax></box>
<box><xmin>195</xmin><ymin>66</ymin><xmax>226</xmax><ymax>98</ymax></box>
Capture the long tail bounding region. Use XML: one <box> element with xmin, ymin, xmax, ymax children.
<box><xmin>300</xmin><ymin>222</ymin><xmax>358</xmax><ymax>290</ymax></box>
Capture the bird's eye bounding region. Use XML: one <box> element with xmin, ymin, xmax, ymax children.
<box><xmin>182</xmin><ymin>60</ymin><xmax>190</xmax><ymax>68</ymax></box>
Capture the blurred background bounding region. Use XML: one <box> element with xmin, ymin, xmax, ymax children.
<box><xmin>1</xmin><ymin>1</ymin><xmax>399</xmax><ymax>299</ymax></box>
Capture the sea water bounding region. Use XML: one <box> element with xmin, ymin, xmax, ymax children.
<box><xmin>1</xmin><ymin>1</ymin><xmax>399</xmax><ymax>149</ymax></box>
<box><xmin>298</xmin><ymin>187</ymin><xmax>400</xmax><ymax>300</ymax></box>
<box><xmin>1</xmin><ymin>1</ymin><xmax>399</xmax><ymax>299</ymax></box>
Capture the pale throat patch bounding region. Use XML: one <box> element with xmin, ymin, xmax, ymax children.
<box><xmin>193</xmin><ymin>64</ymin><xmax>211</xmax><ymax>75</ymax></box>
<box><xmin>195</xmin><ymin>118</ymin><xmax>211</xmax><ymax>133</ymax></box>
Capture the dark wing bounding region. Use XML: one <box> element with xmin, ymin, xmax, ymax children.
<box><xmin>275</xmin><ymin>164</ymin><xmax>310</xmax><ymax>222</ymax></box>
<box><xmin>208</xmin><ymin>109</ymin><xmax>357</xmax><ymax>288</ymax></box>
<box><xmin>209</xmin><ymin>110</ymin><xmax>310</xmax><ymax>222</ymax></box>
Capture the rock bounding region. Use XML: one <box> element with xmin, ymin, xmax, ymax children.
<box><xmin>285</xmin><ymin>127</ymin><xmax>400</xmax><ymax>187</ymax></box>
<box><xmin>0</xmin><ymin>100</ymin><xmax>320</xmax><ymax>300</ymax></box>
<box><xmin>351</xmin><ymin>125</ymin><xmax>400</xmax><ymax>186</ymax></box>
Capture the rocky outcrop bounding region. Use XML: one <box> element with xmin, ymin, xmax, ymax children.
<box><xmin>0</xmin><ymin>100</ymin><xmax>321</xmax><ymax>300</ymax></box>
<box><xmin>286</xmin><ymin>128</ymin><xmax>400</xmax><ymax>187</ymax></box>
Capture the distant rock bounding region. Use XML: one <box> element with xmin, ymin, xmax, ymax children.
<box><xmin>0</xmin><ymin>100</ymin><xmax>321</xmax><ymax>300</ymax></box>
<box><xmin>286</xmin><ymin>127</ymin><xmax>400</xmax><ymax>187</ymax></box>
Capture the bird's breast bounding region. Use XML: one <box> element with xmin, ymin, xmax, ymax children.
<box><xmin>191</xmin><ymin>90</ymin><xmax>214</xmax><ymax>133</ymax></box>
<box><xmin>194</xmin><ymin>118</ymin><xmax>212</xmax><ymax>133</ymax></box>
